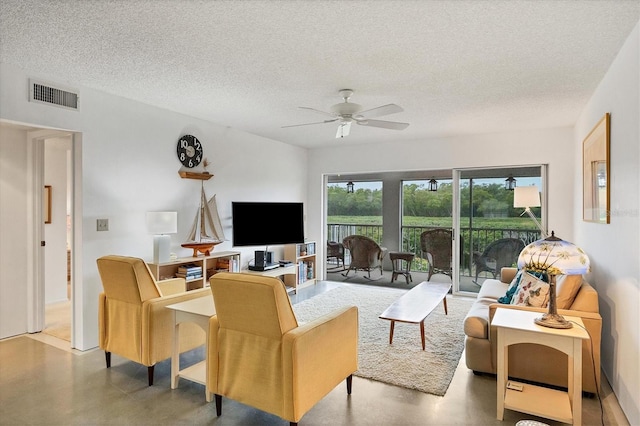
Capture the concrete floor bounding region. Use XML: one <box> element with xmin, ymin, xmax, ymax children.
<box><xmin>0</xmin><ymin>281</ymin><xmax>628</xmax><ymax>425</ymax></box>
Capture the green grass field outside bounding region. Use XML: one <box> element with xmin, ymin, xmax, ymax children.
<box><xmin>328</xmin><ymin>215</ymin><xmax>535</xmax><ymax>229</ymax></box>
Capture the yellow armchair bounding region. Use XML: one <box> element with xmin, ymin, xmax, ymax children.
<box><xmin>97</xmin><ymin>255</ymin><xmax>208</xmax><ymax>385</ymax></box>
<box><xmin>207</xmin><ymin>273</ymin><xmax>358</xmax><ymax>425</ymax></box>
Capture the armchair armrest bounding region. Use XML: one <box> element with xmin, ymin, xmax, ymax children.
<box><xmin>157</xmin><ymin>277</ymin><xmax>187</xmax><ymax>295</ymax></box>
<box><xmin>140</xmin><ymin>287</ymin><xmax>210</xmax><ymax>365</ymax></box>
<box><xmin>282</xmin><ymin>306</ymin><xmax>358</xmax><ymax>420</ymax></box>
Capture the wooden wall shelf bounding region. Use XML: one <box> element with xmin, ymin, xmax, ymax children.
<box><xmin>178</xmin><ymin>171</ymin><xmax>213</xmax><ymax>180</ymax></box>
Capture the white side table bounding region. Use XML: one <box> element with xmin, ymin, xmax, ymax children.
<box><xmin>492</xmin><ymin>308</ymin><xmax>589</xmax><ymax>425</ymax></box>
<box><xmin>167</xmin><ymin>296</ymin><xmax>216</xmax><ymax>401</ymax></box>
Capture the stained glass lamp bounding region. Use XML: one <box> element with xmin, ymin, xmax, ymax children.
<box><xmin>517</xmin><ymin>232</ymin><xmax>590</xmax><ymax>329</ymax></box>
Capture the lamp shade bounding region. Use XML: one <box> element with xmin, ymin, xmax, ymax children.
<box><xmin>146</xmin><ymin>211</ymin><xmax>177</xmax><ymax>234</ymax></box>
<box><xmin>513</xmin><ymin>186</ymin><xmax>541</xmax><ymax>208</ymax></box>
<box><xmin>517</xmin><ymin>233</ymin><xmax>590</xmax><ymax>276</ymax></box>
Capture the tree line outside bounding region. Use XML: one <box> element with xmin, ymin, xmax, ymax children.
<box><xmin>328</xmin><ymin>181</ymin><xmax>541</xmax><ymax>227</ymax></box>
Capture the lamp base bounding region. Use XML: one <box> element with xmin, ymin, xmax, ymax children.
<box><xmin>153</xmin><ymin>234</ymin><xmax>171</xmax><ymax>264</ymax></box>
<box><xmin>534</xmin><ymin>313</ymin><xmax>573</xmax><ymax>329</ymax></box>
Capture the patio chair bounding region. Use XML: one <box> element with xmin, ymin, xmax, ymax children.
<box><xmin>420</xmin><ymin>229</ymin><xmax>455</xmax><ymax>281</ymax></box>
<box><xmin>342</xmin><ymin>235</ymin><xmax>387</xmax><ymax>279</ymax></box>
<box><xmin>472</xmin><ymin>238</ymin><xmax>525</xmax><ymax>284</ymax></box>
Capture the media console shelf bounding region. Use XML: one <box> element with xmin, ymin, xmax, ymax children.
<box><xmin>284</xmin><ymin>241</ymin><xmax>316</xmax><ymax>292</ymax></box>
<box><xmin>148</xmin><ymin>251</ymin><xmax>240</xmax><ymax>291</ymax></box>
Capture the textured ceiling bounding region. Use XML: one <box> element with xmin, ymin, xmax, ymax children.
<box><xmin>1</xmin><ymin>1</ymin><xmax>639</xmax><ymax>148</ymax></box>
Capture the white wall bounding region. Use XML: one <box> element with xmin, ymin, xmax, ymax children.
<box><xmin>307</xmin><ymin>126</ymin><xmax>576</xmax><ymax>277</ymax></box>
<box><xmin>574</xmin><ymin>21</ymin><xmax>639</xmax><ymax>426</ymax></box>
<box><xmin>0</xmin><ymin>62</ymin><xmax>308</xmax><ymax>349</ymax></box>
<box><xmin>44</xmin><ymin>136</ymin><xmax>71</xmax><ymax>304</ymax></box>
<box><xmin>0</xmin><ymin>126</ymin><xmax>29</xmax><ymax>338</ymax></box>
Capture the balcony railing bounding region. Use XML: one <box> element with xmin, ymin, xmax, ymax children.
<box><xmin>327</xmin><ymin>223</ymin><xmax>540</xmax><ymax>274</ymax></box>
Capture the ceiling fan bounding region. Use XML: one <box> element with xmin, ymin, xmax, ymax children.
<box><xmin>282</xmin><ymin>89</ymin><xmax>409</xmax><ymax>138</ymax></box>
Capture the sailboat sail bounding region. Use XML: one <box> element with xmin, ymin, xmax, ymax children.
<box><xmin>185</xmin><ymin>187</ymin><xmax>225</xmax><ymax>244</ymax></box>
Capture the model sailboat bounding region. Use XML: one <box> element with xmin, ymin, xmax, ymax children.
<box><xmin>181</xmin><ymin>182</ymin><xmax>226</xmax><ymax>256</ymax></box>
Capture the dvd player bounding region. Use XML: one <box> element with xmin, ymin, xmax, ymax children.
<box><xmin>248</xmin><ymin>263</ymin><xmax>280</xmax><ymax>271</ymax></box>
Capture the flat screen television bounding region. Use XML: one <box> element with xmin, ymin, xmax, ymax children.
<box><xmin>231</xmin><ymin>202</ymin><xmax>304</xmax><ymax>247</ymax></box>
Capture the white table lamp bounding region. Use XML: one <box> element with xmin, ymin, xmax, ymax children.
<box><xmin>513</xmin><ymin>185</ymin><xmax>546</xmax><ymax>237</ymax></box>
<box><xmin>147</xmin><ymin>212</ymin><xmax>177</xmax><ymax>263</ymax></box>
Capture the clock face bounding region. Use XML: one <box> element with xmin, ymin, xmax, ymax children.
<box><xmin>177</xmin><ymin>135</ymin><xmax>203</xmax><ymax>168</ymax></box>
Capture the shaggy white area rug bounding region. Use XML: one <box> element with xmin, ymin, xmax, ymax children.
<box><xmin>292</xmin><ymin>285</ymin><xmax>474</xmax><ymax>396</ymax></box>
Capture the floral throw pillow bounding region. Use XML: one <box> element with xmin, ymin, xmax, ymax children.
<box><xmin>511</xmin><ymin>271</ymin><xmax>550</xmax><ymax>308</ymax></box>
<box><xmin>498</xmin><ymin>269</ymin><xmax>523</xmax><ymax>304</ymax></box>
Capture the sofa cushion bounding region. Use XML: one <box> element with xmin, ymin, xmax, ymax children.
<box><xmin>477</xmin><ymin>279</ymin><xmax>509</xmax><ymax>300</ymax></box>
<box><xmin>555</xmin><ymin>274</ymin><xmax>583</xmax><ymax>309</ymax></box>
<box><xmin>511</xmin><ymin>271</ymin><xmax>549</xmax><ymax>307</ymax></box>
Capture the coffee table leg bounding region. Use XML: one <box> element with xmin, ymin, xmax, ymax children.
<box><xmin>420</xmin><ymin>321</ymin><xmax>425</xmax><ymax>350</ymax></box>
<box><xmin>389</xmin><ymin>320</ymin><xmax>395</xmax><ymax>345</ymax></box>
<box><xmin>443</xmin><ymin>297</ymin><xmax>448</xmax><ymax>315</ymax></box>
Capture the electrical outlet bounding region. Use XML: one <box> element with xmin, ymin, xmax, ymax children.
<box><xmin>97</xmin><ymin>218</ymin><xmax>109</xmax><ymax>231</ymax></box>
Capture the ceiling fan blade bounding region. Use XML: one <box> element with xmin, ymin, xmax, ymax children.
<box><xmin>336</xmin><ymin>121</ymin><xmax>352</xmax><ymax>138</ymax></box>
<box><xmin>357</xmin><ymin>103</ymin><xmax>404</xmax><ymax>119</ymax></box>
<box><xmin>298</xmin><ymin>106</ymin><xmax>336</xmax><ymax>118</ymax></box>
<box><xmin>282</xmin><ymin>119</ymin><xmax>338</xmax><ymax>128</ymax></box>
<box><xmin>357</xmin><ymin>119</ymin><xmax>409</xmax><ymax>130</ymax></box>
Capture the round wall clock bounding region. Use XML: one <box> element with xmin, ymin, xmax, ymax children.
<box><xmin>176</xmin><ymin>134</ymin><xmax>203</xmax><ymax>168</ymax></box>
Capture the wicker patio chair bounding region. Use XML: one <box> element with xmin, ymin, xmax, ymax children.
<box><xmin>342</xmin><ymin>235</ymin><xmax>387</xmax><ymax>279</ymax></box>
<box><xmin>420</xmin><ymin>229</ymin><xmax>456</xmax><ymax>281</ymax></box>
<box><xmin>472</xmin><ymin>238</ymin><xmax>525</xmax><ymax>284</ymax></box>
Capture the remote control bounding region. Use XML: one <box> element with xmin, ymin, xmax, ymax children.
<box><xmin>506</xmin><ymin>381</ymin><xmax>524</xmax><ymax>391</ymax></box>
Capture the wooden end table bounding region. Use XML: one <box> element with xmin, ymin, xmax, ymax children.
<box><xmin>492</xmin><ymin>308</ymin><xmax>590</xmax><ymax>425</ymax></box>
<box><xmin>166</xmin><ymin>296</ymin><xmax>216</xmax><ymax>402</ymax></box>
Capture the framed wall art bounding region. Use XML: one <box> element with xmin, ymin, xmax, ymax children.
<box><xmin>583</xmin><ymin>113</ymin><xmax>610</xmax><ymax>223</ymax></box>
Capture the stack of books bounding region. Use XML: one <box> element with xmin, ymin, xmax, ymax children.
<box><xmin>175</xmin><ymin>264</ymin><xmax>202</xmax><ymax>281</ymax></box>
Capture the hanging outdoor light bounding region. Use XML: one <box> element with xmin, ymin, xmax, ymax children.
<box><xmin>505</xmin><ymin>175</ymin><xmax>517</xmax><ymax>190</ymax></box>
<box><xmin>428</xmin><ymin>178</ymin><xmax>438</xmax><ymax>192</ymax></box>
<box><xmin>346</xmin><ymin>181</ymin><xmax>355</xmax><ymax>193</ymax></box>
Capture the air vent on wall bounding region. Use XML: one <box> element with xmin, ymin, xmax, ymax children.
<box><xmin>28</xmin><ymin>79</ymin><xmax>79</xmax><ymax>111</ymax></box>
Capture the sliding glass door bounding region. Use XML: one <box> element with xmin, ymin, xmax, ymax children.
<box><xmin>454</xmin><ymin>166</ymin><xmax>545</xmax><ymax>294</ymax></box>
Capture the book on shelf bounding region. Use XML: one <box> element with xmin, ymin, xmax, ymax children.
<box><xmin>227</xmin><ymin>258</ymin><xmax>237</xmax><ymax>272</ymax></box>
<box><xmin>178</xmin><ymin>264</ymin><xmax>202</xmax><ymax>274</ymax></box>
<box><xmin>298</xmin><ymin>261</ymin><xmax>309</xmax><ymax>285</ymax></box>
<box><xmin>176</xmin><ymin>272</ymin><xmax>203</xmax><ymax>280</ymax></box>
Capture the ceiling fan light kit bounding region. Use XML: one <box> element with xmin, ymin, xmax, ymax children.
<box><xmin>283</xmin><ymin>89</ymin><xmax>409</xmax><ymax>138</ymax></box>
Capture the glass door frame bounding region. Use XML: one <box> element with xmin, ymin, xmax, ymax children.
<box><xmin>452</xmin><ymin>165</ymin><xmax>547</xmax><ymax>295</ymax></box>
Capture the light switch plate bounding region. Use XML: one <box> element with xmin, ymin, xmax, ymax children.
<box><xmin>97</xmin><ymin>218</ymin><xmax>109</xmax><ymax>231</ymax></box>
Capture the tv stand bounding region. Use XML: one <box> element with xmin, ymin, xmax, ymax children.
<box><xmin>243</xmin><ymin>264</ymin><xmax>297</xmax><ymax>293</ymax></box>
<box><xmin>284</xmin><ymin>241</ymin><xmax>317</xmax><ymax>290</ymax></box>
